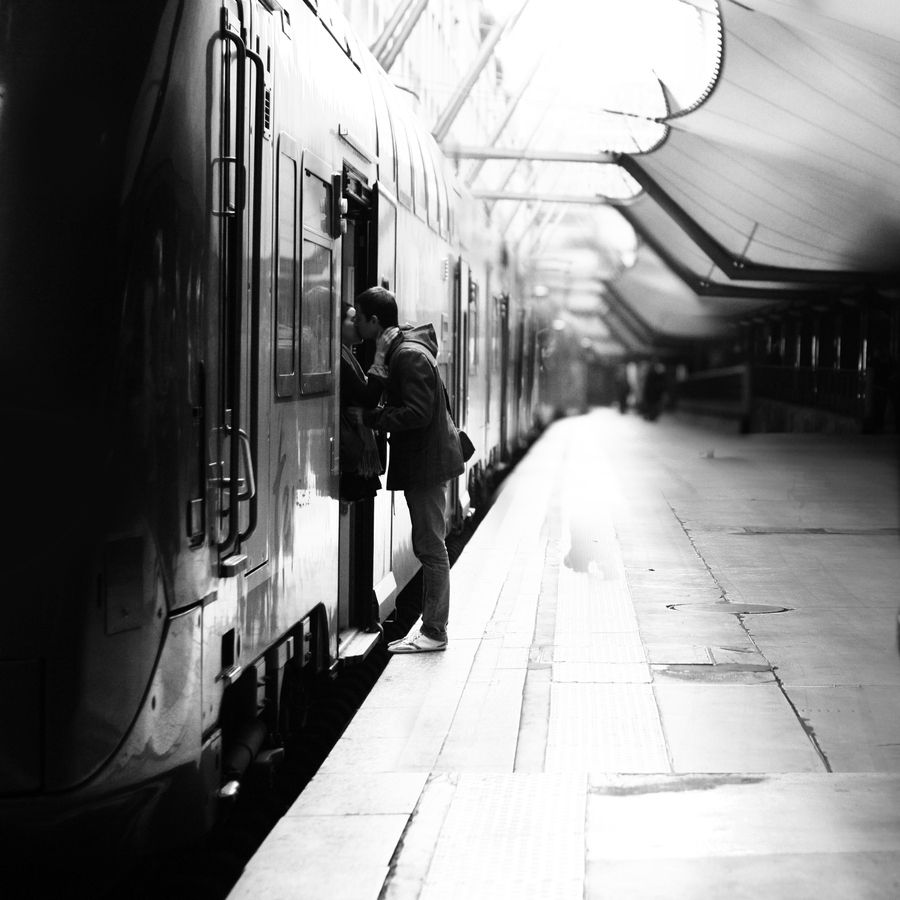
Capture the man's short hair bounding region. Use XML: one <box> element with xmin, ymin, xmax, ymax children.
<box><xmin>355</xmin><ymin>286</ymin><xmax>399</xmax><ymax>328</ymax></box>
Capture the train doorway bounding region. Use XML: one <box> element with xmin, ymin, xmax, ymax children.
<box><xmin>337</xmin><ymin>165</ymin><xmax>381</xmax><ymax>661</ymax></box>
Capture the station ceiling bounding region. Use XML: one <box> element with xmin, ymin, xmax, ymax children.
<box><xmin>442</xmin><ymin>0</ymin><xmax>900</xmax><ymax>354</ymax></box>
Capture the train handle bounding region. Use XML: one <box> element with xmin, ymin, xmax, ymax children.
<box><xmin>237</xmin><ymin>45</ymin><xmax>266</xmax><ymax>546</ymax></box>
<box><xmin>218</xmin><ymin>11</ymin><xmax>246</xmax><ymax>556</ymax></box>
<box><xmin>236</xmin><ymin>428</ymin><xmax>256</xmax><ymax>501</ymax></box>
<box><xmin>212</xmin><ymin>426</ymin><xmax>256</xmax><ymax>502</ymax></box>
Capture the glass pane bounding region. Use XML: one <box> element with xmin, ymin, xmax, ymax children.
<box><xmin>394</xmin><ymin>114</ymin><xmax>413</xmax><ymax>203</ymax></box>
<box><xmin>303</xmin><ymin>167</ymin><xmax>332</xmax><ymax>234</ymax></box>
<box><xmin>276</xmin><ymin>152</ymin><xmax>298</xmax><ymax>380</ymax></box>
<box><xmin>378</xmin><ymin>195</ymin><xmax>396</xmax><ymax>291</ymax></box>
<box><xmin>423</xmin><ymin>140</ymin><xmax>438</xmax><ymax>226</ymax></box>
<box><xmin>301</xmin><ymin>240</ymin><xmax>333</xmax><ymax>375</ymax></box>
<box><xmin>373</xmin><ymin>78</ymin><xmax>397</xmax><ymax>190</ymax></box>
<box><xmin>410</xmin><ymin>131</ymin><xmax>426</xmax><ymax>219</ymax></box>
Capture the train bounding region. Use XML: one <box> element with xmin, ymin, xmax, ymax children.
<box><xmin>0</xmin><ymin>0</ymin><xmax>572</xmax><ymax>867</ymax></box>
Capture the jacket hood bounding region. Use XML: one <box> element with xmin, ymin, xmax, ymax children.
<box><xmin>397</xmin><ymin>322</ymin><xmax>438</xmax><ymax>358</ymax></box>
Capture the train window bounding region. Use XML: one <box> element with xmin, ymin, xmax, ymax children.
<box><xmin>299</xmin><ymin>238</ymin><xmax>334</xmax><ymax>393</ymax></box>
<box><xmin>372</xmin><ymin>78</ymin><xmax>397</xmax><ymax>192</ymax></box>
<box><xmin>449</xmin><ymin>187</ymin><xmax>461</xmax><ymax>241</ymax></box>
<box><xmin>410</xmin><ymin>131</ymin><xmax>427</xmax><ymax>221</ymax></box>
<box><xmin>300</xmin><ymin>153</ymin><xmax>335</xmax><ymax>394</ymax></box>
<box><xmin>377</xmin><ymin>187</ymin><xmax>397</xmax><ymax>292</ymax></box>
<box><xmin>303</xmin><ymin>167</ymin><xmax>333</xmax><ymax>235</ymax></box>
<box><xmin>275</xmin><ymin>142</ymin><xmax>299</xmax><ymax>397</ymax></box>
<box><xmin>393</xmin><ymin>113</ymin><xmax>413</xmax><ymax>208</ymax></box>
<box><xmin>421</xmin><ymin>138</ymin><xmax>438</xmax><ymax>229</ymax></box>
<box><xmin>434</xmin><ymin>150</ymin><xmax>450</xmax><ymax>238</ymax></box>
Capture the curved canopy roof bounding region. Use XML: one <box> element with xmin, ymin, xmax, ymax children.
<box><xmin>460</xmin><ymin>0</ymin><xmax>900</xmax><ymax>352</ymax></box>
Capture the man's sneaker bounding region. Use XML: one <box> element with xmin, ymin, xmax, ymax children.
<box><xmin>388</xmin><ymin>631</ymin><xmax>447</xmax><ymax>654</ymax></box>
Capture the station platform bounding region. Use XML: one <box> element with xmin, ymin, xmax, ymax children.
<box><xmin>229</xmin><ymin>410</ymin><xmax>900</xmax><ymax>899</ymax></box>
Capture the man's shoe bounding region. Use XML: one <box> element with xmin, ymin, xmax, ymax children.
<box><xmin>388</xmin><ymin>631</ymin><xmax>447</xmax><ymax>654</ymax></box>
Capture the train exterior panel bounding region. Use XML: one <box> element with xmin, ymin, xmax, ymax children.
<box><xmin>0</xmin><ymin>0</ymin><xmax>564</xmax><ymax>862</ymax></box>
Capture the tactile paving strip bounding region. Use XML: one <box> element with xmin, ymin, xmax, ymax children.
<box><xmin>554</xmin><ymin>634</ymin><xmax>647</xmax><ymax>662</ymax></box>
<box><xmin>555</xmin><ymin>572</ymin><xmax>638</xmax><ymax>634</ymax></box>
<box><xmin>552</xmin><ymin>662</ymin><xmax>651</xmax><ymax>684</ymax></box>
<box><xmin>420</xmin><ymin>773</ymin><xmax>585</xmax><ymax>900</ymax></box>
<box><xmin>546</xmin><ymin>683</ymin><xmax>671</xmax><ymax>773</ymax></box>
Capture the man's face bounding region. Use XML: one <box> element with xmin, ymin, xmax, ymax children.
<box><xmin>355</xmin><ymin>309</ymin><xmax>381</xmax><ymax>342</ymax></box>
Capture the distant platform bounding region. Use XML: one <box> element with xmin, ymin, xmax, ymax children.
<box><xmin>230</xmin><ymin>410</ymin><xmax>900</xmax><ymax>899</ymax></box>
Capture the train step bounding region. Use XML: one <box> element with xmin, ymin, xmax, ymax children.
<box><xmin>337</xmin><ymin>627</ymin><xmax>381</xmax><ymax>664</ymax></box>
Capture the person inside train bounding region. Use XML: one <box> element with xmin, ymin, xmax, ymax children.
<box><xmin>339</xmin><ymin>303</ymin><xmax>383</xmax><ymax>502</ymax></box>
<box><xmin>352</xmin><ymin>286</ymin><xmax>465</xmax><ymax>653</ymax></box>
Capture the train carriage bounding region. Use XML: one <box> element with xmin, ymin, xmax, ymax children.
<box><xmin>0</xmin><ymin>0</ymin><xmax>560</xmax><ymax>865</ymax></box>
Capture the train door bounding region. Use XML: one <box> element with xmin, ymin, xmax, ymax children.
<box><xmin>215</xmin><ymin>3</ymin><xmax>268</xmax><ymax>575</ymax></box>
<box><xmin>203</xmin><ymin>2</ymin><xmax>273</xmax><ymax>751</ymax></box>
<box><xmin>240</xmin><ymin>6</ymin><xmax>274</xmax><ymax>577</ymax></box>
<box><xmin>337</xmin><ymin>164</ymin><xmax>381</xmax><ymax>657</ymax></box>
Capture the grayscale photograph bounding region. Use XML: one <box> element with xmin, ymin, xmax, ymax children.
<box><xmin>1</xmin><ymin>0</ymin><xmax>899</xmax><ymax>896</ymax></box>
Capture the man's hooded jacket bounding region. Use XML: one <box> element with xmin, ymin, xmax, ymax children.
<box><xmin>363</xmin><ymin>323</ymin><xmax>465</xmax><ymax>491</ymax></box>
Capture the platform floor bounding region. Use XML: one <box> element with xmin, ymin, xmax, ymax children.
<box><xmin>229</xmin><ymin>410</ymin><xmax>900</xmax><ymax>899</ymax></box>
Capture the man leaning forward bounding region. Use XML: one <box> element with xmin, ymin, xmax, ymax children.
<box><xmin>353</xmin><ymin>287</ymin><xmax>465</xmax><ymax>653</ymax></box>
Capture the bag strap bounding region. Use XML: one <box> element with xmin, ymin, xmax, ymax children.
<box><xmin>396</xmin><ymin>341</ymin><xmax>459</xmax><ymax>426</ymax></box>
<box><xmin>397</xmin><ymin>340</ymin><xmax>471</xmax><ymax>461</ymax></box>
<box><xmin>440</xmin><ymin>381</ymin><xmax>459</xmax><ymax>427</ymax></box>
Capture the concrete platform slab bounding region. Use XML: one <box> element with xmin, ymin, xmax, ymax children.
<box><xmin>416</xmin><ymin>773</ymin><xmax>585</xmax><ymax>900</ymax></box>
<box><xmin>787</xmin><ymin>684</ymin><xmax>900</xmax><ymax>772</ymax></box>
<box><xmin>229</xmin><ymin>414</ymin><xmax>900</xmax><ymax>900</ymax></box>
<box><xmin>654</xmin><ymin>682</ymin><xmax>825</xmax><ymax>772</ymax></box>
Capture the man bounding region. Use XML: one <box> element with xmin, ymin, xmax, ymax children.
<box><xmin>353</xmin><ymin>286</ymin><xmax>465</xmax><ymax>653</ymax></box>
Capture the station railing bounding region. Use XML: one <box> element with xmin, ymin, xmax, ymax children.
<box><xmin>674</xmin><ymin>364</ymin><xmax>867</xmax><ymax>422</ymax></box>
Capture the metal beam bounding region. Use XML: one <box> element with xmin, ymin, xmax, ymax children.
<box><xmin>483</xmin><ymin>103</ymin><xmax>552</xmax><ymax>218</ymax></box>
<box><xmin>510</xmin><ymin>170</ymin><xmax>566</xmax><ymax>251</ymax></box>
<box><xmin>463</xmin><ymin>57</ymin><xmax>543</xmax><ymax>187</ymax></box>
<box><xmin>474</xmin><ymin>190</ymin><xmax>609</xmax><ymax>204</ymax></box>
<box><xmin>500</xmin><ymin>166</ymin><xmax>549</xmax><ymax>238</ymax></box>
<box><xmin>376</xmin><ymin>0</ymin><xmax>430</xmax><ymax>72</ymax></box>
<box><xmin>370</xmin><ymin>0</ymin><xmax>415</xmax><ymax>61</ymax></box>
<box><xmin>511</xmin><ymin>201</ymin><xmax>553</xmax><ymax>252</ymax></box>
<box><xmin>448</xmin><ymin>146</ymin><xmax>618</xmax><ymax>164</ymax></box>
<box><xmin>432</xmin><ymin>0</ymin><xmax>531</xmax><ymax>143</ymax></box>
<box><xmin>528</xmin><ymin>207</ymin><xmax>567</xmax><ymax>258</ymax></box>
